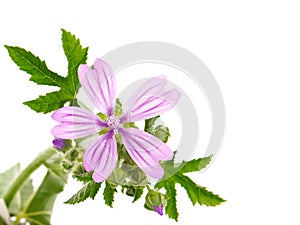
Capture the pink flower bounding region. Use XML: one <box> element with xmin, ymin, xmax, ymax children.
<box><xmin>154</xmin><ymin>204</ymin><xmax>164</xmax><ymax>216</ymax></box>
<box><xmin>51</xmin><ymin>59</ymin><xmax>180</xmax><ymax>182</ymax></box>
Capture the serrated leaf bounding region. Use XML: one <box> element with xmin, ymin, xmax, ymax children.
<box><xmin>23</xmin><ymin>90</ymin><xmax>72</xmax><ymax>114</ymax></box>
<box><xmin>62</xmin><ymin>29</ymin><xmax>88</xmax><ymax>95</ymax></box>
<box><xmin>103</xmin><ymin>181</ymin><xmax>116</xmax><ymax>207</ymax></box>
<box><xmin>72</xmin><ymin>168</ymin><xmax>94</xmax><ymax>183</ymax></box>
<box><xmin>6</xmin><ymin>29</ymin><xmax>89</xmax><ymax>114</ymax></box>
<box><xmin>155</xmin><ymin>155</ymin><xmax>225</xmax><ymax>221</ymax></box>
<box><xmin>24</xmin><ymin>171</ymin><xmax>67</xmax><ymax>225</ymax></box>
<box><xmin>179</xmin><ymin>156</ymin><xmax>212</xmax><ymax>174</ymax></box>
<box><xmin>65</xmin><ymin>181</ymin><xmax>101</xmax><ymax>205</ymax></box>
<box><xmin>132</xmin><ymin>187</ymin><xmax>144</xmax><ymax>203</ymax></box>
<box><xmin>5</xmin><ymin>46</ymin><xmax>66</xmax><ymax>87</ymax></box>
<box><xmin>176</xmin><ymin>174</ymin><xmax>225</xmax><ymax>206</ymax></box>
<box><xmin>164</xmin><ymin>181</ymin><xmax>179</xmax><ymax>221</ymax></box>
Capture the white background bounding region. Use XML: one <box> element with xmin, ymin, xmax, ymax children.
<box><xmin>1</xmin><ymin>0</ymin><xmax>300</xmax><ymax>224</ymax></box>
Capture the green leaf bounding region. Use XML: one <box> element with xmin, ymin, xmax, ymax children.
<box><xmin>62</xmin><ymin>29</ymin><xmax>88</xmax><ymax>95</ymax></box>
<box><xmin>144</xmin><ymin>116</ymin><xmax>160</xmax><ymax>133</ymax></box>
<box><xmin>155</xmin><ymin>155</ymin><xmax>225</xmax><ymax>221</ymax></box>
<box><xmin>23</xmin><ymin>90</ymin><xmax>72</xmax><ymax>114</ymax></box>
<box><xmin>9</xmin><ymin>178</ymin><xmax>34</xmax><ymax>215</ymax></box>
<box><xmin>132</xmin><ymin>187</ymin><xmax>144</xmax><ymax>203</ymax></box>
<box><xmin>65</xmin><ymin>181</ymin><xmax>101</xmax><ymax>205</ymax></box>
<box><xmin>144</xmin><ymin>116</ymin><xmax>171</xmax><ymax>143</ymax></box>
<box><xmin>5</xmin><ymin>46</ymin><xmax>66</xmax><ymax>87</ymax></box>
<box><xmin>0</xmin><ymin>164</ymin><xmax>20</xmax><ymax>198</ymax></box>
<box><xmin>24</xmin><ymin>171</ymin><xmax>67</xmax><ymax>225</ymax></box>
<box><xmin>72</xmin><ymin>165</ymin><xmax>93</xmax><ymax>183</ymax></box>
<box><xmin>0</xmin><ymin>164</ymin><xmax>34</xmax><ymax>215</ymax></box>
<box><xmin>176</xmin><ymin>174</ymin><xmax>225</xmax><ymax>206</ymax></box>
<box><xmin>5</xmin><ymin>29</ymin><xmax>89</xmax><ymax>114</ymax></box>
<box><xmin>164</xmin><ymin>181</ymin><xmax>179</xmax><ymax>221</ymax></box>
<box><xmin>179</xmin><ymin>156</ymin><xmax>212</xmax><ymax>174</ymax></box>
<box><xmin>103</xmin><ymin>181</ymin><xmax>116</xmax><ymax>207</ymax></box>
<box><xmin>108</xmin><ymin>168</ymin><xmax>127</xmax><ymax>185</ymax></box>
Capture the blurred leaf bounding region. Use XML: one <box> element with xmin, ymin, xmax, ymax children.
<box><xmin>43</xmin><ymin>152</ymin><xmax>68</xmax><ymax>182</ymax></box>
<box><xmin>0</xmin><ymin>164</ymin><xmax>34</xmax><ymax>215</ymax></box>
<box><xmin>24</xmin><ymin>171</ymin><xmax>67</xmax><ymax>225</ymax></box>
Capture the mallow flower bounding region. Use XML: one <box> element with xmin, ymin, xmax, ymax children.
<box><xmin>51</xmin><ymin>58</ymin><xmax>180</xmax><ymax>182</ymax></box>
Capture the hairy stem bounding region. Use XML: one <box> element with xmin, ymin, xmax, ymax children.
<box><xmin>3</xmin><ymin>147</ymin><xmax>56</xmax><ymax>206</ymax></box>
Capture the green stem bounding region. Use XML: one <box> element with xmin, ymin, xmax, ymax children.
<box><xmin>3</xmin><ymin>146</ymin><xmax>56</xmax><ymax>206</ymax></box>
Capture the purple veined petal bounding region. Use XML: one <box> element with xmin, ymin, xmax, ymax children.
<box><xmin>83</xmin><ymin>131</ymin><xmax>117</xmax><ymax>182</ymax></box>
<box><xmin>119</xmin><ymin>128</ymin><xmax>173</xmax><ymax>179</ymax></box>
<box><xmin>121</xmin><ymin>76</ymin><xmax>167</xmax><ymax>121</ymax></box>
<box><xmin>51</xmin><ymin>106</ymin><xmax>106</xmax><ymax>139</ymax></box>
<box><xmin>78</xmin><ymin>58</ymin><xmax>116</xmax><ymax>116</ymax></box>
<box><xmin>122</xmin><ymin>88</ymin><xmax>180</xmax><ymax>122</ymax></box>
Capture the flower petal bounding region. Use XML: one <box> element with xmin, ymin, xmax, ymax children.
<box><xmin>78</xmin><ymin>58</ymin><xmax>116</xmax><ymax>115</ymax></box>
<box><xmin>83</xmin><ymin>131</ymin><xmax>117</xmax><ymax>182</ymax></box>
<box><xmin>51</xmin><ymin>106</ymin><xmax>105</xmax><ymax>139</ymax></box>
<box><xmin>121</xmin><ymin>76</ymin><xmax>180</xmax><ymax>122</ymax></box>
<box><xmin>119</xmin><ymin>128</ymin><xmax>173</xmax><ymax>179</ymax></box>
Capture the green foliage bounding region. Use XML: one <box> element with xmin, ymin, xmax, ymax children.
<box><xmin>154</xmin><ymin>155</ymin><xmax>226</xmax><ymax>221</ymax></box>
<box><xmin>164</xmin><ymin>181</ymin><xmax>179</xmax><ymax>221</ymax></box>
<box><xmin>5</xmin><ymin>29</ymin><xmax>88</xmax><ymax>113</ymax></box>
<box><xmin>144</xmin><ymin>116</ymin><xmax>160</xmax><ymax>132</ymax></box>
<box><xmin>144</xmin><ymin>189</ymin><xmax>166</xmax><ymax>211</ymax></box>
<box><xmin>24</xmin><ymin>171</ymin><xmax>67</xmax><ymax>225</ymax></box>
<box><xmin>132</xmin><ymin>187</ymin><xmax>144</xmax><ymax>203</ymax></box>
<box><xmin>43</xmin><ymin>152</ymin><xmax>68</xmax><ymax>182</ymax></box>
<box><xmin>61</xmin><ymin>29</ymin><xmax>88</xmax><ymax>95</ymax></box>
<box><xmin>120</xmin><ymin>185</ymin><xmax>144</xmax><ymax>202</ymax></box>
<box><xmin>0</xmin><ymin>164</ymin><xmax>34</xmax><ymax>215</ymax></box>
<box><xmin>178</xmin><ymin>156</ymin><xmax>212</xmax><ymax>174</ymax></box>
<box><xmin>153</xmin><ymin>125</ymin><xmax>170</xmax><ymax>143</ymax></box>
<box><xmin>114</xmin><ymin>98</ymin><xmax>123</xmax><ymax>117</ymax></box>
<box><xmin>176</xmin><ymin>174</ymin><xmax>225</xmax><ymax>206</ymax></box>
<box><xmin>65</xmin><ymin>181</ymin><xmax>101</xmax><ymax>205</ymax></box>
<box><xmin>72</xmin><ymin>166</ymin><xmax>94</xmax><ymax>183</ymax></box>
<box><xmin>4</xmin><ymin>46</ymin><xmax>66</xmax><ymax>87</ymax></box>
<box><xmin>103</xmin><ymin>181</ymin><xmax>116</xmax><ymax>207</ymax></box>
<box><xmin>144</xmin><ymin>116</ymin><xmax>171</xmax><ymax>142</ymax></box>
<box><xmin>23</xmin><ymin>90</ymin><xmax>71</xmax><ymax>114</ymax></box>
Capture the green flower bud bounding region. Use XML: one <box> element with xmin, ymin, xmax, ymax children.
<box><xmin>144</xmin><ymin>189</ymin><xmax>166</xmax><ymax>211</ymax></box>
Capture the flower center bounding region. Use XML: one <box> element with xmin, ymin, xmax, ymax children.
<box><xmin>106</xmin><ymin>115</ymin><xmax>120</xmax><ymax>130</ymax></box>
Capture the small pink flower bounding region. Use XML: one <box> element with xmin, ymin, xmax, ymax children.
<box><xmin>51</xmin><ymin>59</ymin><xmax>180</xmax><ymax>182</ymax></box>
<box><xmin>52</xmin><ymin>138</ymin><xmax>66</xmax><ymax>150</ymax></box>
<box><xmin>154</xmin><ymin>204</ymin><xmax>164</xmax><ymax>216</ymax></box>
